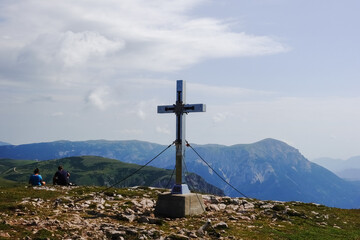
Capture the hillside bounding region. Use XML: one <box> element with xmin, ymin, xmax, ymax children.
<box><xmin>0</xmin><ymin>185</ymin><xmax>359</xmax><ymax>239</ymax></box>
<box><xmin>0</xmin><ymin>156</ymin><xmax>224</xmax><ymax>196</ymax></box>
<box><xmin>1</xmin><ymin>139</ymin><xmax>359</xmax><ymax>208</ymax></box>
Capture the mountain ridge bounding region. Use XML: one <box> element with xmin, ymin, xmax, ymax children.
<box><xmin>1</xmin><ymin>138</ymin><xmax>359</xmax><ymax>208</ymax></box>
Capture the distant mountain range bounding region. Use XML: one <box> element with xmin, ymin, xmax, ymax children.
<box><xmin>312</xmin><ymin>156</ymin><xmax>360</xmax><ymax>181</ymax></box>
<box><xmin>0</xmin><ymin>141</ymin><xmax>11</xmax><ymax>146</ymax></box>
<box><xmin>0</xmin><ymin>156</ymin><xmax>224</xmax><ymax>196</ymax></box>
<box><xmin>0</xmin><ymin>138</ymin><xmax>359</xmax><ymax>208</ymax></box>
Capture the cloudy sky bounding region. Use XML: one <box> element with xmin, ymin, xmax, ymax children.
<box><xmin>1</xmin><ymin>0</ymin><xmax>359</xmax><ymax>160</ymax></box>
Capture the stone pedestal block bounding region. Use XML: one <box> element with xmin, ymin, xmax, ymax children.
<box><xmin>155</xmin><ymin>192</ymin><xmax>205</xmax><ymax>218</ymax></box>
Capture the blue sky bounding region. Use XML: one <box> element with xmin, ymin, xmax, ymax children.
<box><xmin>0</xmin><ymin>0</ymin><xmax>359</xmax><ymax>160</ymax></box>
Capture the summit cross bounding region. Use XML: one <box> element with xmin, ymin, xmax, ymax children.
<box><xmin>157</xmin><ymin>80</ymin><xmax>206</xmax><ymax>194</ymax></box>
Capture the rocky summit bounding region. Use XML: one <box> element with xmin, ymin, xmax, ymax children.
<box><xmin>0</xmin><ymin>186</ymin><xmax>359</xmax><ymax>239</ymax></box>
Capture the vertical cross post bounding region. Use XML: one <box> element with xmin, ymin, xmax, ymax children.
<box><xmin>158</xmin><ymin>80</ymin><xmax>206</xmax><ymax>194</ymax></box>
<box><xmin>175</xmin><ymin>80</ymin><xmax>186</xmax><ymax>192</ymax></box>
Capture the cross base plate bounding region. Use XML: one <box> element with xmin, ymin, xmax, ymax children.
<box><xmin>171</xmin><ymin>184</ymin><xmax>190</xmax><ymax>194</ymax></box>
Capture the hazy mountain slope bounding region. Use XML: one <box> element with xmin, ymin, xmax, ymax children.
<box><xmin>336</xmin><ymin>168</ymin><xmax>360</xmax><ymax>181</ymax></box>
<box><xmin>0</xmin><ymin>156</ymin><xmax>224</xmax><ymax>196</ymax></box>
<box><xmin>311</xmin><ymin>157</ymin><xmax>344</xmax><ymax>172</ymax></box>
<box><xmin>312</xmin><ymin>156</ymin><xmax>360</xmax><ymax>181</ymax></box>
<box><xmin>0</xmin><ymin>141</ymin><xmax>11</xmax><ymax>146</ymax></box>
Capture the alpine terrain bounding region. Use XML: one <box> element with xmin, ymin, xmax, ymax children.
<box><xmin>0</xmin><ymin>138</ymin><xmax>359</xmax><ymax>208</ymax></box>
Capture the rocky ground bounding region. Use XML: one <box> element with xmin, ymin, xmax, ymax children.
<box><xmin>0</xmin><ymin>185</ymin><xmax>359</xmax><ymax>239</ymax></box>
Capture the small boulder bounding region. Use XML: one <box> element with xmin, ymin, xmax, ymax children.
<box><xmin>213</xmin><ymin>222</ymin><xmax>228</xmax><ymax>229</ymax></box>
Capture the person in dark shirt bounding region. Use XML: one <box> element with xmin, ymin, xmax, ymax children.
<box><xmin>53</xmin><ymin>165</ymin><xmax>70</xmax><ymax>186</ymax></box>
<box><xmin>29</xmin><ymin>168</ymin><xmax>46</xmax><ymax>186</ymax></box>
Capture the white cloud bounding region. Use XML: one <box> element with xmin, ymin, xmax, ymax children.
<box><xmin>187</xmin><ymin>82</ymin><xmax>276</xmax><ymax>104</ymax></box>
<box><xmin>85</xmin><ymin>86</ymin><xmax>112</xmax><ymax>110</ymax></box>
<box><xmin>58</xmin><ymin>31</ymin><xmax>125</xmax><ymax>67</ymax></box>
<box><xmin>51</xmin><ymin>112</ymin><xmax>64</xmax><ymax>117</ymax></box>
<box><xmin>0</xmin><ymin>0</ymin><xmax>287</xmax><ymax>87</ymax></box>
<box><xmin>122</xmin><ymin>129</ymin><xmax>143</xmax><ymax>135</ymax></box>
<box><xmin>156</xmin><ymin>126</ymin><xmax>171</xmax><ymax>135</ymax></box>
<box><xmin>130</xmin><ymin>100</ymin><xmax>156</xmax><ymax>120</ymax></box>
<box><xmin>212</xmin><ymin>112</ymin><xmax>229</xmax><ymax>123</ymax></box>
<box><xmin>137</xmin><ymin>110</ymin><xmax>146</xmax><ymax>120</ymax></box>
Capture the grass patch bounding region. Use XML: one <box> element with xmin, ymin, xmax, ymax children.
<box><xmin>33</xmin><ymin>229</ymin><xmax>54</xmax><ymax>240</ymax></box>
<box><xmin>0</xmin><ymin>221</ymin><xmax>11</xmax><ymax>230</ymax></box>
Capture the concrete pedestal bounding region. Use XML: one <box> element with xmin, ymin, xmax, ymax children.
<box><xmin>155</xmin><ymin>192</ymin><xmax>205</xmax><ymax>218</ymax></box>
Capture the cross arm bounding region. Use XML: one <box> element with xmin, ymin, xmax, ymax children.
<box><xmin>184</xmin><ymin>104</ymin><xmax>206</xmax><ymax>113</ymax></box>
<box><xmin>157</xmin><ymin>105</ymin><xmax>175</xmax><ymax>113</ymax></box>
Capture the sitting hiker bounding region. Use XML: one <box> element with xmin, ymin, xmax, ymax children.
<box><xmin>53</xmin><ymin>165</ymin><xmax>70</xmax><ymax>186</ymax></box>
<box><xmin>29</xmin><ymin>168</ymin><xmax>46</xmax><ymax>186</ymax></box>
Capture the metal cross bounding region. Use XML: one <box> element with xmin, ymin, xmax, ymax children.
<box><xmin>158</xmin><ymin>80</ymin><xmax>206</xmax><ymax>194</ymax></box>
